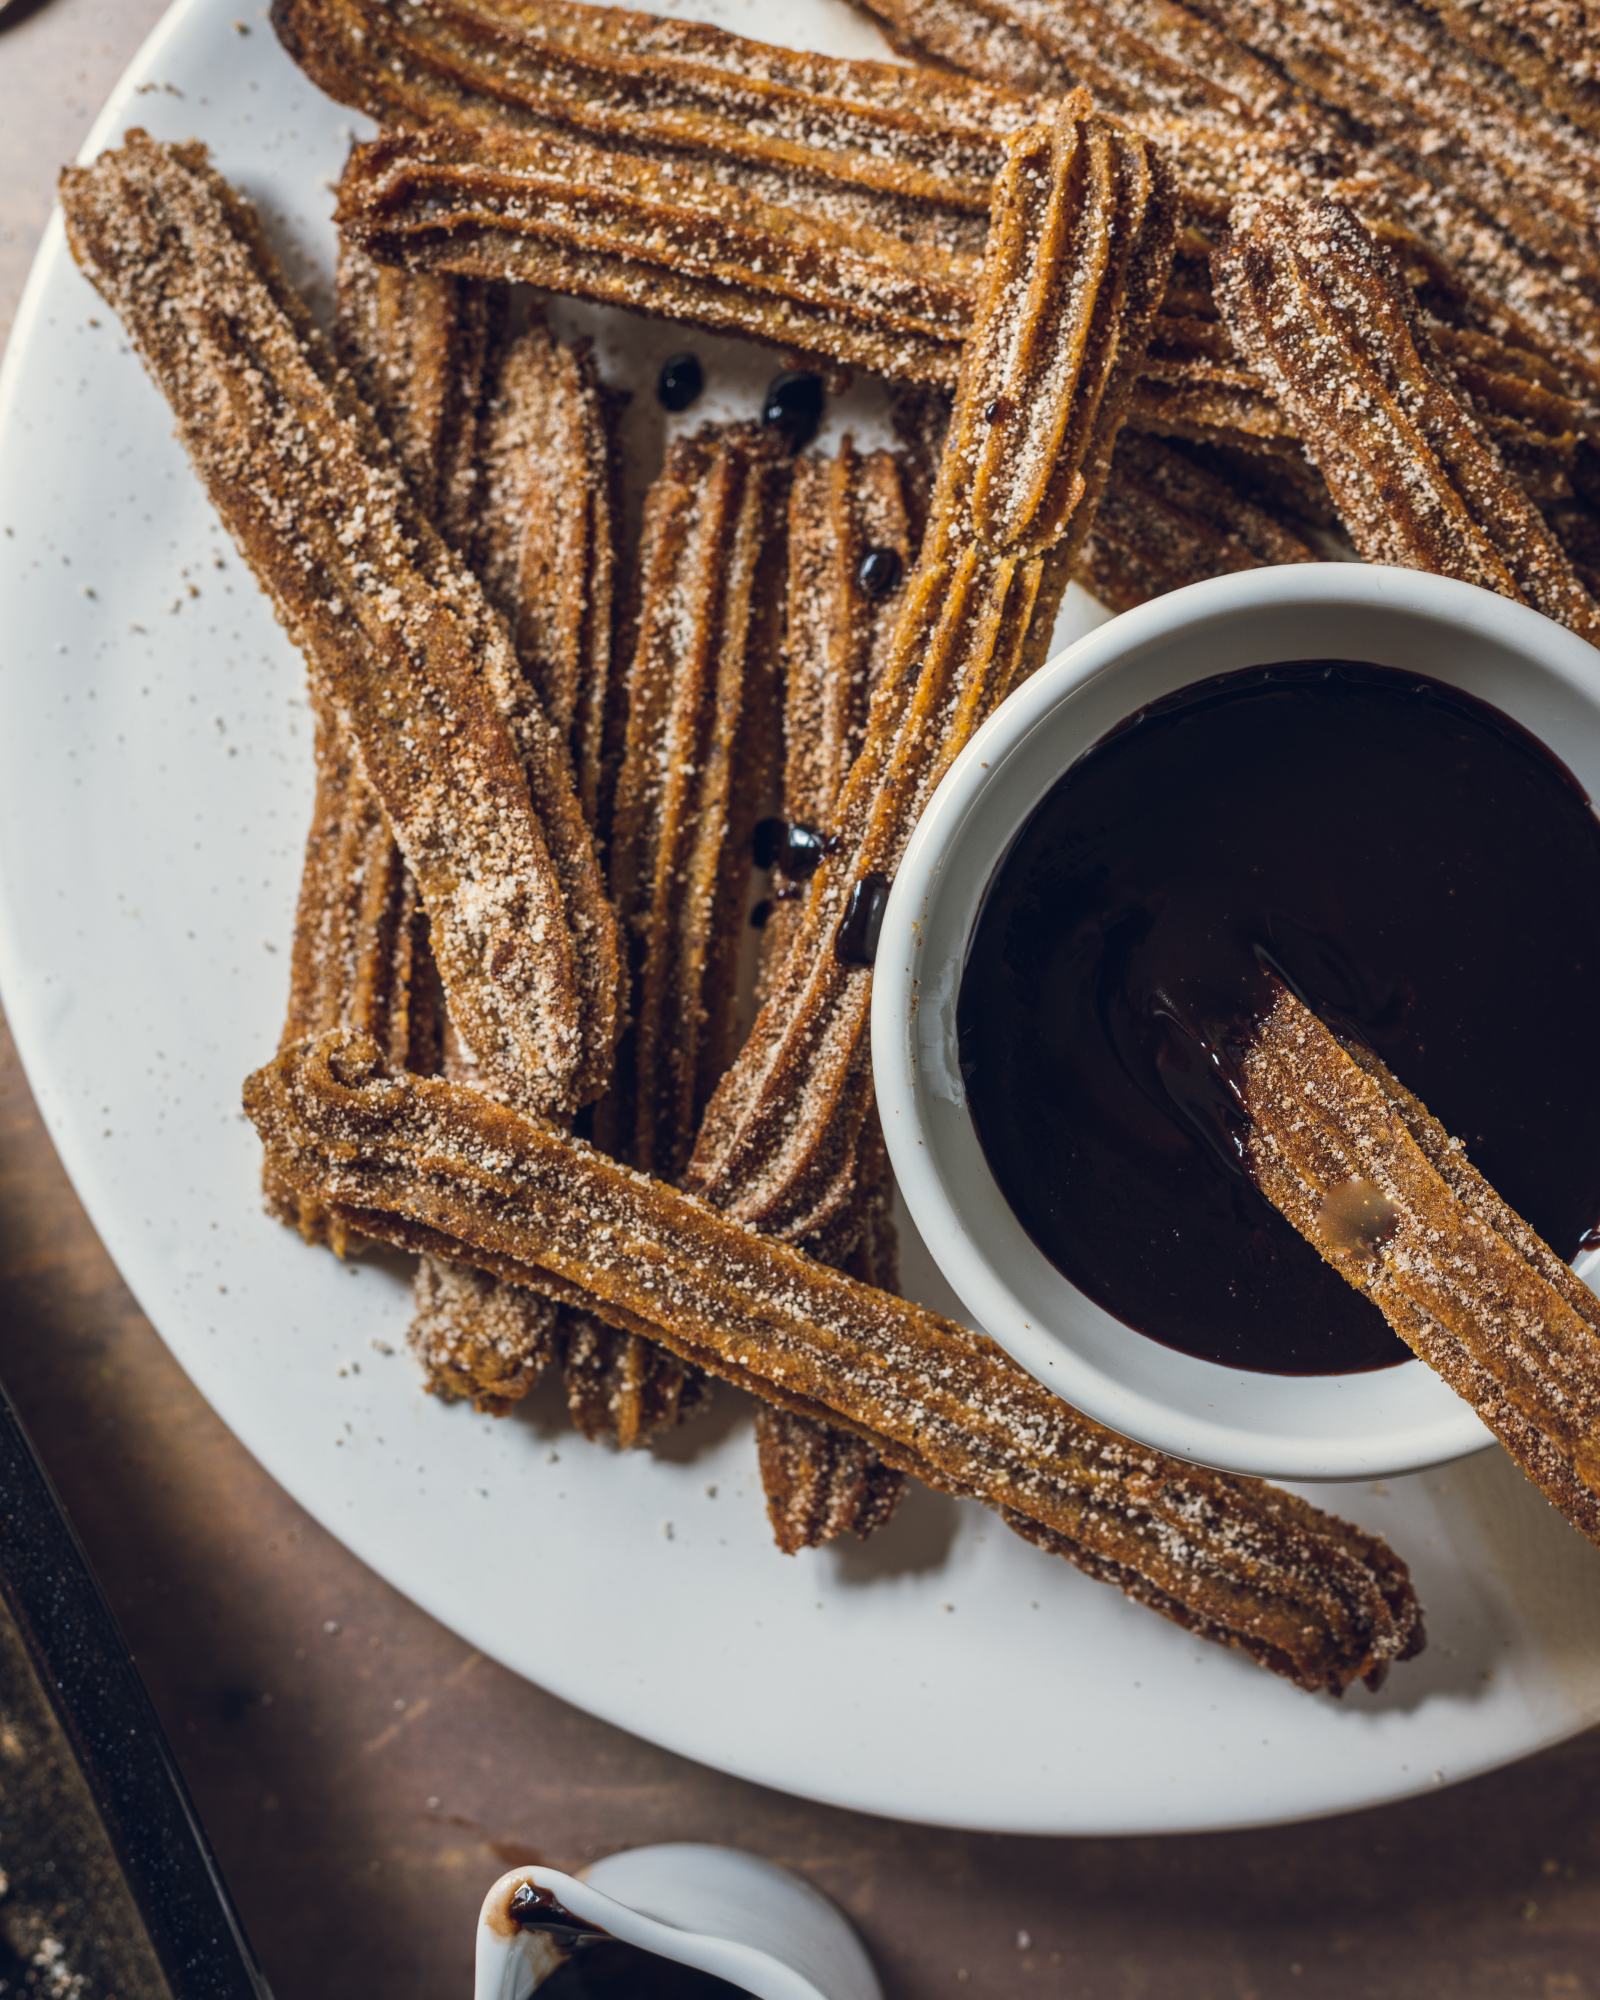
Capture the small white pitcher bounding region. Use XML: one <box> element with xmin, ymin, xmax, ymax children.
<box><xmin>474</xmin><ymin>1846</ymin><xmax>883</xmax><ymax>2000</ymax></box>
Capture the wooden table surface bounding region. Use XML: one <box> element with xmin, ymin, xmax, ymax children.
<box><xmin>3</xmin><ymin>3</ymin><xmax>1599</xmax><ymax>1994</ymax></box>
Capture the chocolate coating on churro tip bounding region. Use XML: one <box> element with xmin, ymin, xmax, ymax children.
<box><xmin>245</xmin><ymin>1029</ymin><xmax>1425</xmax><ymax>1694</ymax></box>
<box><xmin>1241</xmin><ymin>987</ymin><xmax>1600</xmax><ymax>1548</ymax></box>
<box><xmin>61</xmin><ymin>132</ymin><xmax>620</xmax><ymax>1117</ymax></box>
<box><xmin>1214</xmin><ymin>197</ymin><xmax>1600</xmax><ymax>644</ymax></box>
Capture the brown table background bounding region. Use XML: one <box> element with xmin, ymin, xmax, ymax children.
<box><xmin>3</xmin><ymin>3</ymin><xmax>1599</xmax><ymax>1993</ymax></box>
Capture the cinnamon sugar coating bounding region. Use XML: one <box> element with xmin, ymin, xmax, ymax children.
<box><xmin>338</xmin><ymin>254</ymin><xmax>621</xmax><ymax>1410</ymax></box>
<box><xmin>269</xmin><ymin>700</ymin><xmax>445</xmax><ymax>1250</ymax></box>
<box><xmin>1076</xmin><ymin>432</ymin><xmax>1316</xmax><ymax>612</ymax></box>
<box><xmin>753</xmin><ymin>441</ymin><xmax>917</xmax><ymax>1553</ymax></box>
<box><xmin>850</xmin><ymin>0</ymin><xmax>1600</xmax><ymax>398</ymax></box>
<box><xmin>245</xmin><ymin>1030</ymin><xmax>1426</xmax><ymax>1695</ymax></box>
<box><xmin>1242</xmin><ymin>988</ymin><xmax>1600</xmax><ymax>1548</ymax></box>
<box><xmin>557</xmin><ymin>423</ymin><xmax>791</xmax><ymax>1444</ymax></box>
<box><xmin>59</xmin><ymin>132</ymin><xmax>622</xmax><ymax>1114</ymax></box>
<box><xmin>335</xmin><ymin>120</ymin><xmax>977</xmax><ymax>390</ymax></box>
<box><xmin>274</xmin><ymin>0</ymin><xmax>1032</xmax><ymax>242</ymax></box>
<box><xmin>686</xmin><ymin>104</ymin><xmax>1178</xmax><ymax>1245</ymax></box>
<box><xmin>1215</xmin><ymin>198</ymin><xmax>1600</xmax><ymax>644</ymax></box>
<box><xmin>411</xmin><ymin>1256</ymin><xmax>561</xmax><ymax>1411</ymax></box>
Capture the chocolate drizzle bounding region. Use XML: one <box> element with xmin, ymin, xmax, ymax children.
<box><xmin>752</xmin><ymin>817</ymin><xmax>829</xmax><ymax>876</ymax></box>
<box><xmin>958</xmin><ymin>660</ymin><xmax>1600</xmax><ymax>1375</ymax></box>
<box><xmin>509</xmin><ymin>1881</ymin><xmax>608</xmax><ymax>1946</ymax></box>
<box><xmin>835</xmin><ymin>872</ymin><xmax>890</xmax><ymax>965</ymax></box>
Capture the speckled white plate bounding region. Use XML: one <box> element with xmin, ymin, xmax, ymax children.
<box><xmin>2</xmin><ymin>0</ymin><xmax>1599</xmax><ymax>1837</ymax></box>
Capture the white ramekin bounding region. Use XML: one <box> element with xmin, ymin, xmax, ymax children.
<box><xmin>872</xmin><ymin>563</ymin><xmax>1600</xmax><ymax>1482</ymax></box>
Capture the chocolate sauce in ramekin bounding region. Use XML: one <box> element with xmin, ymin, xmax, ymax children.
<box><xmin>957</xmin><ymin>660</ymin><xmax>1600</xmax><ymax>1375</ymax></box>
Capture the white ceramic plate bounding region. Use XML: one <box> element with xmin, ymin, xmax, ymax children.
<box><xmin>2</xmin><ymin>0</ymin><xmax>1599</xmax><ymax>1838</ymax></box>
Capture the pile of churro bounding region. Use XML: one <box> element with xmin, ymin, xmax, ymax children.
<box><xmin>55</xmin><ymin>0</ymin><xmax>1600</xmax><ymax>1697</ymax></box>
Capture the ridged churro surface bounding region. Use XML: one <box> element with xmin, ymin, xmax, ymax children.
<box><xmin>687</xmin><ymin>103</ymin><xmax>1178</xmax><ymax>1243</ymax></box>
<box><xmin>60</xmin><ymin>132</ymin><xmax>623</xmax><ymax>1115</ymax></box>
<box><xmin>246</xmin><ymin>1030</ymin><xmax>1426</xmax><ymax>1696</ymax></box>
<box><xmin>1242</xmin><ymin>988</ymin><xmax>1600</xmax><ymax>1548</ymax></box>
<box><xmin>1215</xmin><ymin>198</ymin><xmax>1600</xmax><ymax>643</ymax></box>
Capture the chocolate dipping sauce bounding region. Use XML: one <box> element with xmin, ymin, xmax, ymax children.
<box><xmin>956</xmin><ymin>660</ymin><xmax>1600</xmax><ymax>1375</ymax></box>
<box><xmin>536</xmin><ymin>1944</ymin><xmax>748</xmax><ymax>1996</ymax></box>
<box><xmin>508</xmin><ymin>1883</ymin><xmax>747</xmax><ymax>1996</ymax></box>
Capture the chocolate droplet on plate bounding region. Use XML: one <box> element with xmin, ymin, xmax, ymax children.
<box><xmin>656</xmin><ymin>351</ymin><xmax>703</xmax><ymax>412</ymax></box>
<box><xmin>858</xmin><ymin>545</ymin><xmax>903</xmax><ymax>599</ymax></box>
<box><xmin>762</xmin><ymin>369</ymin><xmax>824</xmax><ymax>450</ymax></box>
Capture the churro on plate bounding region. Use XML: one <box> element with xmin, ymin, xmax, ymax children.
<box><xmin>60</xmin><ymin>132</ymin><xmax>623</xmax><ymax>1117</ymax></box>
<box><xmin>246</xmin><ymin>1028</ymin><xmax>1426</xmax><ymax>1695</ymax></box>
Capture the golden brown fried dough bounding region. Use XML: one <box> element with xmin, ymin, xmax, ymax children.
<box><xmin>1241</xmin><ymin>986</ymin><xmax>1600</xmax><ymax>1547</ymax></box>
<box><xmin>1215</xmin><ymin>198</ymin><xmax>1600</xmax><ymax>643</ymax></box>
<box><xmin>246</xmin><ymin>1028</ymin><xmax>1426</xmax><ymax>1696</ymax></box>
<box><xmin>60</xmin><ymin>133</ymin><xmax>622</xmax><ymax>1114</ymax></box>
<box><xmin>687</xmin><ymin>103</ymin><xmax>1179</xmax><ymax>1246</ymax></box>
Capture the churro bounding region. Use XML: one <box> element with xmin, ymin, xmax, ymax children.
<box><xmin>60</xmin><ymin>132</ymin><xmax>623</xmax><ymax>1114</ymax></box>
<box><xmin>275</xmin><ymin>0</ymin><xmax>1034</xmax><ymax>256</ymax></box>
<box><xmin>602</xmin><ymin>425</ymin><xmax>788</xmax><ymax>1177</ymax></box>
<box><xmin>334</xmin><ymin>244</ymin><xmax>500</xmax><ymax>545</ymax></box>
<box><xmin>1214</xmin><ymin>198</ymin><xmax>1600</xmax><ymax>643</ymax></box>
<box><xmin>336</xmin><ymin>121</ymin><xmax>976</xmax><ymax>390</ymax></box>
<box><xmin>330</xmin><ymin>100</ymin><xmax>1598</xmax><ymax>533</ymax></box>
<box><xmin>850</xmin><ymin>0</ymin><xmax>1600</xmax><ymax>397</ymax></box>
<box><xmin>687</xmin><ymin>103</ymin><xmax>1178</xmax><ymax>1245</ymax></box>
<box><xmin>1178</xmin><ymin>0</ymin><xmax>1600</xmax><ymax>298</ymax></box>
<box><xmin>246</xmin><ymin>1029</ymin><xmax>1426</xmax><ymax>1695</ymax></box>
<box><xmin>1408</xmin><ymin>0</ymin><xmax>1600</xmax><ymax>139</ymax></box>
<box><xmin>411</xmin><ymin>1256</ymin><xmax>562</xmax><ymax>1411</ymax></box>
<box><xmin>1241</xmin><ymin>985</ymin><xmax>1600</xmax><ymax>1548</ymax></box>
<box><xmin>753</xmin><ymin>441</ymin><xmax>916</xmax><ymax>1551</ymax></box>
<box><xmin>472</xmin><ymin>316</ymin><xmax>622</xmax><ymax>830</ymax></box>
<box><xmin>557</xmin><ymin>423</ymin><xmax>790</xmax><ymax>1445</ymax></box>
<box><xmin>338</xmin><ymin>250</ymin><xmax>621</xmax><ymax>1409</ymax></box>
<box><xmin>1075</xmin><ymin>432</ymin><xmax>1317</xmax><ymax>612</ymax></box>
<box><xmin>269</xmin><ymin>702</ymin><xmax>445</xmax><ymax>1249</ymax></box>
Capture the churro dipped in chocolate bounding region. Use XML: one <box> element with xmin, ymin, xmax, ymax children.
<box><xmin>1241</xmin><ymin>986</ymin><xmax>1600</xmax><ymax>1549</ymax></box>
<box><xmin>555</xmin><ymin>425</ymin><xmax>790</xmax><ymax>1447</ymax></box>
<box><xmin>687</xmin><ymin>103</ymin><xmax>1179</xmax><ymax>1245</ymax></box>
<box><xmin>1075</xmin><ymin>432</ymin><xmax>1317</xmax><ymax>612</ymax></box>
<box><xmin>753</xmin><ymin>441</ymin><xmax>917</xmax><ymax>1552</ymax></box>
<box><xmin>60</xmin><ymin>133</ymin><xmax>623</xmax><ymax>1115</ymax></box>
<box><xmin>1214</xmin><ymin>199</ymin><xmax>1600</xmax><ymax>644</ymax></box>
<box><xmin>247</xmin><ymin>1029</ymin><xmax>1425</xmax><ymax>1693</ymax></box>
